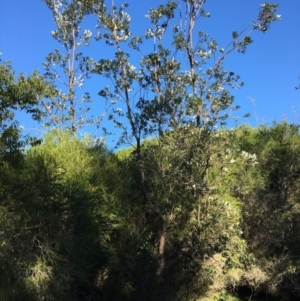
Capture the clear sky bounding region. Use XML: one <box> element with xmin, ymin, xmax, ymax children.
<box><xmin>1</xmin><ymin>0</ymin><xmax>300</xmax><ymax>145</ymax></box>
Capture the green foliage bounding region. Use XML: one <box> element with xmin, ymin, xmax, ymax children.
<box><xmin>116</xmin><ymin>145</ymin><xmax>134</xmax><ymax>160</ymax></box>
<box><xmin>235</xmin><ymin>122</ymin><xmax>300</xmax><ymax>299</ymax></box>
<box><xmin>0</xmin><ymin>58</ymin><xmax>54</xmax><ymax>129</ymax></box>
<box><xmin>0</xmin><ymin>130</ymin><xmax>118</xmax><ymax>300</ymax></box>
<box><xmin>3</xmin><ymin>121</ymin><xmax>300</xmax><ymax>300</ymax></box>
<box><xmin>41</xmin><ymin>0</ymin><xmax>105</xmax><ymax>133</ymax></box>
<box><xmin>1</xmin><ymin>1</ymin><xmax>291</xmax><ymax>300</ymax></box>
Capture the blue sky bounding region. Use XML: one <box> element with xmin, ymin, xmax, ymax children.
<box><xmin>1</xmin><ymin>0</ymin><xmax>300</xmax><ymax>145</ymax></box>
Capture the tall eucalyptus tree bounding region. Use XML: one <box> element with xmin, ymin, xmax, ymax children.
<box><xmin>42</xmin><ymin>0</ymin><xmax>104</xmax><ymax>134</ymax></box>
<box><xmin>91</xmin><ymin>1</ymin><xmax>280</xmax><ymax>297</ymax></box>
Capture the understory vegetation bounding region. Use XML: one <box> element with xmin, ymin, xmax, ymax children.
<box><xmin>1</xmin><ymin>123</ymin><xmax>300</xmax><ymax>301</ymax></box>
<box><xmin>2</xmin><ymin>0</ymin><xmax>298</xmax><ymax>300</ymax></box>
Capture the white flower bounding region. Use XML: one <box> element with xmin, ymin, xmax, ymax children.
<box><xmin>146</xmin><ymin>28</ymin><xmax>154</xmax><ymax>38</ymax></box>
<box><xmin>198</xmin><ymin>49</ymin><xmax>211</xmax><ymax>59</ymax></box>
<box><xmin>51</xmin><ymin>30</ymin><xmax>58</xmax><ymax>38</ymax></box>
<box><xmin>83</xmin><ymin>29</ymin><xmax>92</xmax><ymax>39</ymax></box>
<box><xmin>121</xmin><ymin>11</ymin><xmax>131</xmax><ymax>22</ymax></box>
<box><xmin>128</xmin><ymin>64</ymin><xmax>136</xmax><ymax>71</ymax></box>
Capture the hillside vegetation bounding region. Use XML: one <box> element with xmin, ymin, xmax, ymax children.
<box><xmin>1</xmin><ymin>123</ymin><xmax>300</xmax><ymax>300</ymax></box>
<box><xmin>1</xmin><ymin>1</ymin><xmax>295</xmax><ymax>300</ymax></box>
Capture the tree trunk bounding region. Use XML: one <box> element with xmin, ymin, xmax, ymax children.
<box><xmin>157</xmin><ymin>215</ymin><xmax>167</xmax><ymax>278</ymax></box>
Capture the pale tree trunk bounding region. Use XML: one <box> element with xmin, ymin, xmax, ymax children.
<box><xmin>157</xmin><ymin>215</ymin><xmax>167</xmax><ymax>278</ymax></box>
